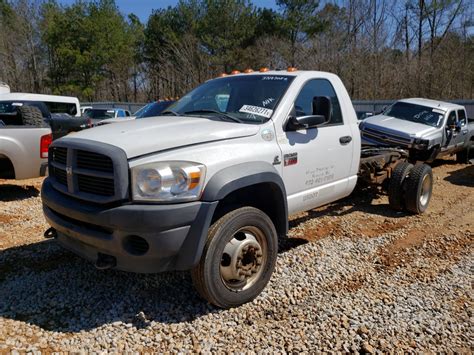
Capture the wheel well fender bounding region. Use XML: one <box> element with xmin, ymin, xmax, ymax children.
<box><xmin>201</xmin><ymin>162</ymin><xmax>288</xmax><ymax>237</ymax></box>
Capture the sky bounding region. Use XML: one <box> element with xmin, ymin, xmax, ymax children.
<box><xmin>57</xmin><ymin>0</ymin><xmax>280</xmax><ymax>22</ymax></box>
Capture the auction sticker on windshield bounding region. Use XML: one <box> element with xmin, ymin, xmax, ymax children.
<box><xmin>239</xmin><ymin>105</ymin><xmax>273</xmax><ymax>118</ymax></box>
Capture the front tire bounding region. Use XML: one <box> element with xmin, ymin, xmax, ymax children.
<box><xmin>191</xmin><ymin>206</ymin><xmax>278</xmax><ymax>309</ymax></box>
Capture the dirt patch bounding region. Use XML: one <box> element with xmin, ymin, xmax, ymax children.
<box><xmin>0</xmin><ymin>214</ymin><xmax>15</xmax><ymax>223</ymax></box>
<box><xmin>353</xmin><ymin>218</ymin><xmax>406</xmax><ymax>238</ymax></box>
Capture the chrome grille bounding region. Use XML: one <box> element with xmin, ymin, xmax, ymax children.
<box><xmin>362</xmin><ymin>127</ymin><xmax>412</xmax><ymax>146</ymax></box>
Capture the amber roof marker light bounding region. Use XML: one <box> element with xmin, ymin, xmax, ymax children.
<box><xmin>218</xmin><ymin>73</ymin><xmax>227</xmax><ymax>78</ymax></box>
<box><xmin>230</xmin><ymin>70</ymin><xmax>241</xmax><ymax>75</ymax></box>
<box><xmin>287</xmin><ymin>67</ymin><xmax>298</xmax><ymax>72</ymax></box>
<box><xmin>259</xmin><ymin>67</ymin><xmax>270</xmax><ymax>72</ymax></box>
<box><xmin>243</xmin><ymin>68</ymin><xmax>254</xmax><ymax>73</ymax></box>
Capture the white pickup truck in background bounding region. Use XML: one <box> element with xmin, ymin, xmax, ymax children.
<box><xmin>0</xmin><ymin>89</ymin><xmax>82</xmax><ymax>180</ymax></box>
<box><xmin>0</xmin><ymin>105</ymin><xmax>51</xmax><ymax>179</ymax></box>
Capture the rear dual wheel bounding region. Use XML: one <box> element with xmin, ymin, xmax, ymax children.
<box><xmin>191</xmin><ymin>207</ymin><xmax>278</xmax><ymax>309</ymax></box>
<box><xmin>388</xmin><ymin>162</ymin><xmax>433</xmax><ymax>214</ymax></box>
<box><xmin>404</xmin><ymin>164</ymin><xmax>433</xmax><ymax>214</ymax></box>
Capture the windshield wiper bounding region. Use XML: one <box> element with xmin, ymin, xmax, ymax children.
<box><xmin>161</xmin><ymin>110</ymin><xmax>179</xmax><ymax>116</ymax></box>
<box><xmin>184</xmin><ymin>110</ymin><xmax>243</xmax><ymax>123</ymax></box>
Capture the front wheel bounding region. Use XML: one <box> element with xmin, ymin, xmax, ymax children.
<box><xmin>191</xmin><ymin>206</ymin><xmax>278</xmax><ymax>308</ymax></box>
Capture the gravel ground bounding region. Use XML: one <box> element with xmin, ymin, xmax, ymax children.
<box><xmin>0</xmin><ymin>159</ymin><xmax>472</xmax><ymax>352</ymax></box>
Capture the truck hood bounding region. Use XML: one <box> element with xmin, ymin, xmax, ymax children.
<box><xmin>363</xmin><ymin>114</ymin><xmax>438</xmax><ymax>138</ymax></box>
<box><xmin>62</xmin><ymin>115</ymin><xmax>260</xmax><ymax>158</ymax></box>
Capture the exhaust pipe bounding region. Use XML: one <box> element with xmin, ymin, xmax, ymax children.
<box><xmin>44</xmin><ymin>227</ymin><xmax>57</xmax><ymax>239</ymax></box>
<box><xmin>95</xmin><ymin>253</ymin><xmax>117</xmax><ymax>270</ymax></box>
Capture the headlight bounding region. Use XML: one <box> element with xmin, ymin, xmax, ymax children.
<box><xmin>131</xmin><ymin>161</ymin><xmax>206</xmax><ymax>202</ymax></box>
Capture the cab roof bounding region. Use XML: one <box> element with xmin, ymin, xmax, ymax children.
<box><xmin>0</xmin><ymin>92</ymin><xmax>79</xmax><ymax>104</ymax></box>
<box><xmin>399</xmin><ymin>98</ymin><xmax>464</xmax><ymax>111</ymax></box>
<box><xmin>211</xmin><ymin>70</ymin><xmax>340</xmax><ymax>81</ymax></box>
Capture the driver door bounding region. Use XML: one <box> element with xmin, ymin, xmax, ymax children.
<box><xmin>444</xmin><ymin>110</ymin><xmax>465</xmax><ymax>150</ymax></box>
<box><xmin>276</xmin><ymin>79</ymin><xmax>354</xmax><ymax>215</ymax></box>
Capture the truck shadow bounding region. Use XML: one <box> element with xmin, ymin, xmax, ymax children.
<box><xmin>0</xmin><ymin>184</ymin><xmax>40</xmax><ymax>201</ymax></box>
<box><xmin>444</xmin><ymin>164</ymin><xmax>474</xmax><ymax>187</ymax></box>
<box><xmin>0</xmin><ymin>235</ymin><xmax>307</xmax><ymax>333</ymax></box>
<box><xmin>0</xmin><ymin>240</ymin><xmax>218</xmax><ymax>332</ymax></box>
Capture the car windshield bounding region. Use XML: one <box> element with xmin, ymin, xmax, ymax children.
<box><xmin>384</xmin><ymin>102</ymin><xmax>445</xmax><ymax>128</ymax></box>
<box><xmin>166</xmin><ymin>75</ymin><xmax>295</xmax><ymax>124</ymax></box>
<box><xmin>84</xmin><ymin>109</ymin><xmax>115</xmax><ymax>119</ymax></box>
<box><xmin>136</xmin><ymin>101</ymin><xmax>174</xmax><ymax>118</ymax></box>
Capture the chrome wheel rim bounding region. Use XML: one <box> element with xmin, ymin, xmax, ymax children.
<box><xmin>220</xmin><ymin>226</ymin><xmax>267</xmax><ymax>292</ymax></box>
<box><xmin>420</xmin><ymin>174</ymin><xmax>432</xmax><ymax>206</ymax></box>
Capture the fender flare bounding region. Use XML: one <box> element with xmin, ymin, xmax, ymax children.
<box><xmin>201</xmin><ymin>161</ymin><xmax>288</xmax><ymax>236</ymax></box>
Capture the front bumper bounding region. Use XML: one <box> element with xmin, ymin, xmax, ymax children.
<box><xmin>41</xmin><ymin>179</ymin><xmax>217</xmax><ymax>273</ymax></box>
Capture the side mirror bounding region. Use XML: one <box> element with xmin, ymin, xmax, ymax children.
<box><xmin>286</xmin><ymin>96</ymin><xmax>331</xmax><ymax>131</ymax></box>
<box><xmin>287</xmin><ymin>115</ymin><xmax>328</xmax><ymax>130</ymax></box>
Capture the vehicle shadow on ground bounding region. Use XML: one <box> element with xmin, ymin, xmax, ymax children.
<box><xmin>0</xmin><ymin>233</ymin><xmax>308</xmax><ymax>333</ymax></box>
<box><xmin>0</xmin><ymin>184</ymin><xmax>40</xmax><ymax>201</ymax></box>
<box><xmin>444</xmin><ymin>164</ymin><xmax>474</xmax><ymax>187</ymax></box>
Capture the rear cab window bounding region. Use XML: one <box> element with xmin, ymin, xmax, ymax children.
<box><xmin>44</xmin><ymin>102</ymin><xmax>78</xmax><ymax>116</ymax></box>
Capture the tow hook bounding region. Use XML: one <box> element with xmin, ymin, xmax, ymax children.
<box><xmin>44</xmin><ymin>227</ymin><xmax>57</xmax><ymax>239</ymax></box>
<box><xmin>95</xmin><ymin>253</ymin><xmax>117</xmax><ymax>270</ymax></box>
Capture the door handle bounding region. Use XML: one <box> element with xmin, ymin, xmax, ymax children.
<box><xmin>339</xmin><ymin>136</ymin><xmax>352</xmax><ymax>145</ymax></box>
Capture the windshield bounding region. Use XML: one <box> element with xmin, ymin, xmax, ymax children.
<box><xmin>136</xmin><ymin>101</ymin><xmax>174</xmax><ymax>118</ymax></box>
<box><xmin>84</xmin><ymin>109</ymin><xmax>115</xmax><ymax>119</ymax></box>
<box><xmin>166</xmin><ymin>75</ymin><xmax>295</xmax><ymax>124</ymax></box>
<box><xmin>384</xmin><ymin>102</ymin><xmax>445</xmax><ymax>128</ymax></box>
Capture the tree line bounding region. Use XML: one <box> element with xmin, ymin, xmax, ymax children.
<box><xmin>0</xmin><ymin>0</ymin><xmax>472</xmax><ymax>103</ymax></box>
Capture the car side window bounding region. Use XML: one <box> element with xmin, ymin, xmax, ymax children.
<box><xmin>457</xmin><ymin>110</ymin><xmax>467</xmax><ymax>126</ymax></box>
<box><xmin>294</xmin><ymin>79</ymin><xmax>343</xmax><ymax>125</ymax></box>
<box><xmin>117</xmin><ymin>110</ymin><xmax>125</xmax><ymax>118</ymax></box>
<box><xmin>446</xmin><ymin>111</ymin><xmax>457</xmax><ymax>127</ymax></box>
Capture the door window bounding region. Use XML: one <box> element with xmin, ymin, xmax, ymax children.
<box><xmin>457</xmin><ymin>110</ymin><xmax>467</xmax><ymax>126</ymax></box>
<box><xmin>446</xmin><ymin>111</ymin><xmax>457</xmax><ymax>127</ymax></box>
<box><xmin>294</xmin><ymin>79</ymin><xmax>343</xmax><ymax>125</ymax></box>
